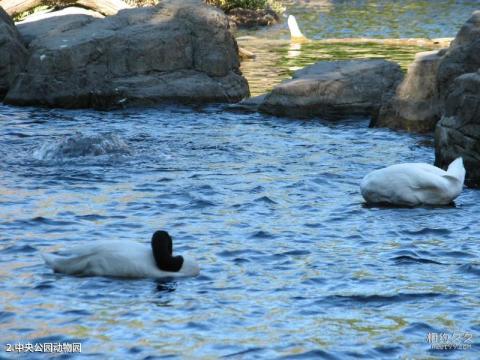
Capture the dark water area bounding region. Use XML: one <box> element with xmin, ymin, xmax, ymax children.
<box><xmin>0</xmin><ymin>105</ymin><xmax>479</xmax><ymax>358</ymax></box>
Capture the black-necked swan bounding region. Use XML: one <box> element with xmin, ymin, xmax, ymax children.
<box><xmin>360</xmin><ymin>157</ymin><xmax>465</xmax><ymax>206</ymax></box>
<box><xmin>42</xmin><ymin>231</ymin><xmax>199</xmax><ymax>279</ymax></box>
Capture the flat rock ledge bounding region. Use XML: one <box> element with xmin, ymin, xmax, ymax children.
<box><xmin>0</xmin><ymin>6</ymin><xmax>28</xmax><ymax>98</ymax></box>
<box><xmin>435</xmin><ymin>71</ymin><xmax>480</xmax><ymax>187</ymax></box>
<box><xmin>2</xmin><ymin>0</ymin><xmax>249</xmax><ymax>108</ymax></box>
<box><xmin>257</xmin><ymin>59</ymin><xmax>403</xmax><ymax>120</ymax></box>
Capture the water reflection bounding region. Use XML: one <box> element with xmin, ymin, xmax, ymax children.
<box><xmin>287</xmin><ymin>42</ymin><xmax>303</xmax><ymax>59</ymax></box>
<box><xmin>239</xmin><ymin>38</ymin><xmax>437</xmax><ymax>95</ymax></box>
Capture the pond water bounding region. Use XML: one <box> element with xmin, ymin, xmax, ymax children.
<box><xmin>1</xmin><ymin>105</ymin><xmax>479</xmax><ymax>359</ymax></box>
<box><xmin>242</xmin><ymin>0</ymin><xmax>479</xmax><ymax>40</ymax></box>
<box><xmin>1</xmin><ymin>1</ymin><xmax>480</xmax><ymax>359</ymax></box>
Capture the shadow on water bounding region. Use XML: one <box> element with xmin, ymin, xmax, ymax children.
<box><xmin>361</xmin><ymin>201</ymin><xmax>457</xmax><ymax>209</ymax></box>
<box><xmin>155</xmin><ymin>280</ymin><xmax>177</xmax><ymax>294</ymax></box>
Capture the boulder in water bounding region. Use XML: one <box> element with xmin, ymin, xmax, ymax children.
<box><xmin>437</xmin><ymin>10</ymin><xmax>480</xmax><ymax>99</ymax></box>
<box><xmin>258</xmin><ymin>59</ymin><xmax>403</xmax><ymax>120</ymax></box>
<box><xmin>372</xmin><ymin>50</ymin><xmax>446</xmax><ymax>133</ymax></box>
<box><xmin>5</xmin><ymin>0</ymin><xmax>249</xmax><ymax>108</ymax></box>
<box><xmin>373</xmin><ymin>11</ymin><xmax>480</xmax><ymax>133</ymax></box>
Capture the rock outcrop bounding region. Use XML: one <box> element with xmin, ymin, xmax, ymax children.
<box><xmin>4</xmin><ymin>1</ymin><xmax>249</xmax><ymax>108</ymax></box>
<box><xmin>435</xmin><ymin>71</ymin><xmax>480</xmax><ymax>187</ymax></box>
<box><xmin>436</xmin><ymin>11</ymin><xmax>480</xmax><ymax>102</ymax></box>
<box><xmin>372</xmin><ymin>50</ymin><xmax>445</xmax><ymax>133</ymax></box>
<box><xmin>374</xmin><ymin>11</ymin><xmax>480</xmax><ymax>133</ymax></box>
<box><xmin>0</xmin><ymin>6</ymin><xmax>27</xmax><ymax>99</ymax></box>
<box><xmin>258</xmin><ymin>59</ymin><xmax>403</xmax><ymax>120</ymax></box>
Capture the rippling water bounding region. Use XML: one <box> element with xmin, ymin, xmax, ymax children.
<box><xmin>1</xmin><ymin>104</ymin><xmax>479</xmax><ymax>359</ymax></box>
<box><xmin>2</xmin><ymin>1</ymin><xmax>480</xmax><ymax>358</ymax></box>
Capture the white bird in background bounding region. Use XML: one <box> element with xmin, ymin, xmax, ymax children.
<box><xmin>360</xmin><ymin>158</ymin><xmax>465</xmax><ymax>206</ymax></box>
<box><xmin>288</xmin><ymin>15</ymin><xmax>309</xmax><ymax>43</ymax></box>
<box><xmin>42</xmin><ymin>231</ymin><xmax>200</xmax><ymax>279</ymax></box>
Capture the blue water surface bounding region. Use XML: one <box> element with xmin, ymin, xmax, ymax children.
<box><xmin>0</xmin><ymin>104</ymin><xmax>479</xmax><ymax>359</ymax></box>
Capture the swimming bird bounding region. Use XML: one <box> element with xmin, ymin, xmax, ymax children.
<box><xmin>42</xmin><ymin>231</ymin><xmax>199</xmax><ymax>279</ymax></box>
<box><xmin>360</xmin><ymin>157</ymin><xmax>465</xmax><ymax>206</ymax></box>
<box><xmin>288</xmin><ymin>15</ymin><xmax>309</xmax><ymax>43</ymax></box>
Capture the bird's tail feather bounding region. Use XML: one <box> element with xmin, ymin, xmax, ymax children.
<box><xmin>42</xmin><ymin>252</ymin><xmax>91</xmax><ymax>275</ymax></box>
<box><xmin>446</xmin><ymin>157</ymin><xmax>466</xmax><ymax>184</ymax></box>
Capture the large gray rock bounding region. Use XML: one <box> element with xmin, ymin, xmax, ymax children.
<box><xmin>5</xmin><ymin>1</ymin><xmax>249</xmax><ymax>108</ymax></box>
<box><xmin>435</xmin><ymin>71</ymin><xmax>480</xmax><ymax>187</ymax></box>
<box><xmin>436</xmin><ymin>11</ymin><xmax>480</xmax><ymax>100</ymax></box>
<box><xmin>16</xmin><ymin>7</ymin><xmax>104</xmax><ymax>46</ymax></box>
<box><xmin>372</xmin><ymin>50</ymin><xmax>446</xmax><ymax>133</ymax></box>
<box><xmin>374</xmin><ymin>11</ymin><xmax>480</xmax><ymax>133</ymax></box>
<box><xmin>0</xmin><ymin>6</ymin><xmax>27</xmax><ymax>99</ymax></box>
<box><xmin>258</xmin><ymin>59</ymin><xmax>403</xmax><ymax>119</ymax></box>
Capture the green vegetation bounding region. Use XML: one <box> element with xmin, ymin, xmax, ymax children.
<box><xmin>206</xmin><ymin>0</ymin><xmax>284</xmax><ymax>13</ymax></box>
<box><xmin>13</xmin><ymin>5</ymin><xmax>52</xmax><ymax>22</ymax></box>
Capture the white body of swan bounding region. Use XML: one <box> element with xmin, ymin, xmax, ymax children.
<box><xmin>360</xmin><ymin>158</ymin><xmax>465</xmax><ymax>206</ymax></box>
<box><xmin>42</xmin><ymin>241</ymin><xmax>200</xmax><ymax>279</ymax></box>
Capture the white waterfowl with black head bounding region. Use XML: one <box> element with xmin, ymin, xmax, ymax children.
<box><xmin>360</xmin><ymin>157</ymin><xmax>465</xmax><ymax>206</ymax></box>
<box><xmin>42</xmin><ymin>231</ymin><xmax>199</xmax><ymax>279</ymax></box>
